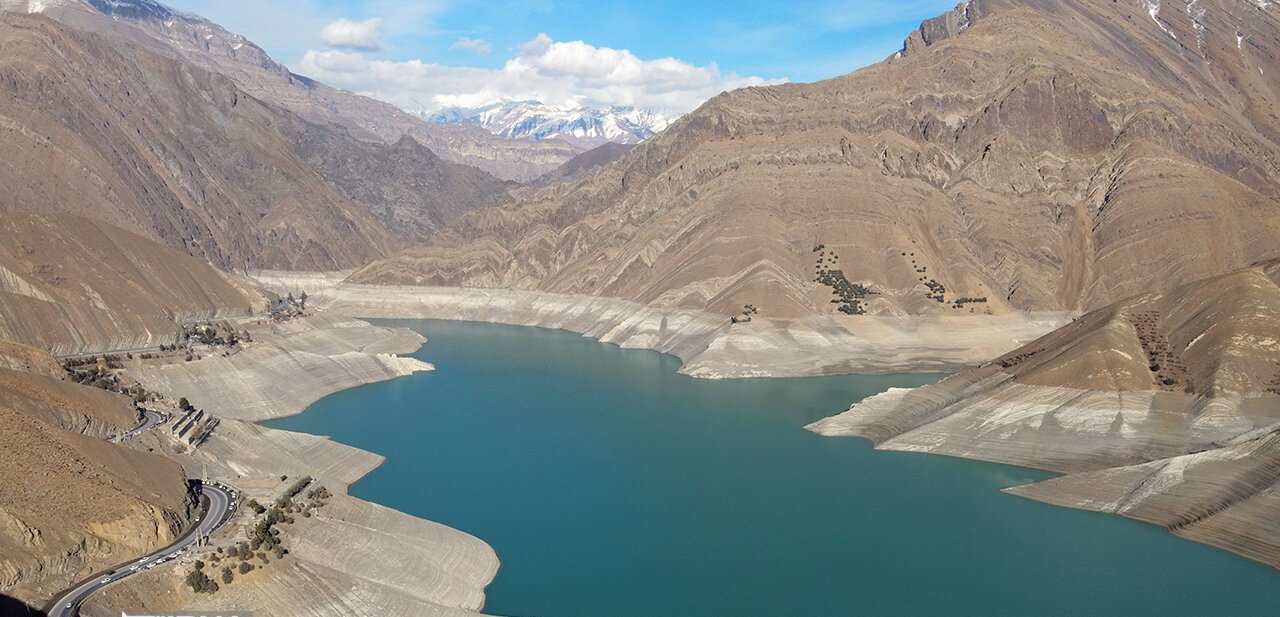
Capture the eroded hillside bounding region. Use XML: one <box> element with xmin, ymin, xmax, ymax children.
<box><xmin>0</xmin><ymin>0</ymin><xmax>586</xmax><ymax>182</ymax></box>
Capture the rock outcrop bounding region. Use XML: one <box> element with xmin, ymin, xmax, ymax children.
<box><xmin>0</xmin><ymin>361</ymin><xmax>194</xmax><ymax>605</ymax></box>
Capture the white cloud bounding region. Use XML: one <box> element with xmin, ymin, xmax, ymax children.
<box><xmin>320</xmin><ymin>17</ymin><xmax>385</xmax><ymax>51</ymax></box>
<box><xmin>297</xmin><ymin>33</ymin><xmax>782</xmax><ymax>116</ymax></box>
<box><xmin>449</xmin><ymin>36</ymin><xmax>492</xmax><ymax>56</ymax></box>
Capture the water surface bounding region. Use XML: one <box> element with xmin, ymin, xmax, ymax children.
<box><xmin>265</xmin><ymin>319</ymin><xmax>1280</xmax><ymax>616</ymax></box>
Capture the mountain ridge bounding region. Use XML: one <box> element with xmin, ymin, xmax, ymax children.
<box><xmin>349</xmin><ymin>0</ymin><xmax>1280</xmax><ymax>319</ymax></box>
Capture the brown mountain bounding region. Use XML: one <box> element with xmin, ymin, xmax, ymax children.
<box><xmin>0</xmin><ymin>0</ymin><xmax>586</xmax><ymax>182</ymax></box>
<box><xmin>532</xmin><ymin>142</ymin><xmax>637</xmax><ymax>186</ymax></box>
<box><xmin>296</xmin><ymin>129</ymin><xmax>516</xmax><ymax>241</ymax></box>
<box><xmin>0</xmin><ymin>10</ymin><xmax>515</xmax><ymax>270</ymax></box>
<box><xmin>351</xmin><ymin>0</ymin><xmax>1280</xmax><ymax>319</ymax></box>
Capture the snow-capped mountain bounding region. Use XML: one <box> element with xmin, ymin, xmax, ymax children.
<box><xmin>2</xmin><ymin>0</ymin><xmax>175</xmax><ymax>19</ymax></box>
<box><xmin>424</xmin><ymin>101</ymin><xmax>672</xmax><ymax>147</ymax></box>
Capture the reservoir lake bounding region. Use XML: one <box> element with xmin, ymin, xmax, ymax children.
<box><xmin>264</xmin><ymin>319</ymin><xmax>1280</xmax><ymax>616</ymax></box>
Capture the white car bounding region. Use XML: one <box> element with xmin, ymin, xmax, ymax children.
<box><xmin>99</xmin><ymin>576</ymin><xmax>111</xmax><ymax>584</ymax></box>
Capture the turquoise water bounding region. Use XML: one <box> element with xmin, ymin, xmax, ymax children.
<box><xmin>264</xmin><ymin>320</ymin><xmax>1280</xmax><ymax>616</ymax></box>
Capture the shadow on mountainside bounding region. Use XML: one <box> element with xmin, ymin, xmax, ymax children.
<box><xmin>0</xmin><ymin>593</ymin><xmax>47</xmax><ymax>616</ymax></box>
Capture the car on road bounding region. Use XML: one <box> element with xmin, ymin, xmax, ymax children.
<box><xmin>99</xmin><ymin>576</ymin><xmax>111</xmax><ymax>584</ymax></box>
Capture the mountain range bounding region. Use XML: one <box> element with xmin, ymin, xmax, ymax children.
<box><xmin>424</xmin><ymin>101</ymin><xmax>671</xmax><ymax>148</ymax></box>
<box><xmin>0</xmin><ymin>0</ymin><xmax>588</xmax><ymax>182</ymax></box>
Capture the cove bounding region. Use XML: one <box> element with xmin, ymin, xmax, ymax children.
<box><xmin>264</xmin><ymin>319</ymin><xmax>1280</xmax><ymax>616</ymax></box>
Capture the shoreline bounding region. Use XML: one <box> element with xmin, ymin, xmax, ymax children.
<box><xmin>95</xmin><ymin>276</ymin><xmax>1134</xmax><ymax>615</ymax></box>
<box><xmin>807</xmin><ymin>369</ymin><xmax>1280</xmax><ymax>571</ymax></box>
<box><xmin>235</xmin><ymin>275</ymin><xmax>1280</xmax><ymax>576</ymax></box>
<box><xmin>88</xmin><ymin>311</ymin><xmax>499</xmax><ymax>617</ymax></box>
<box><xmin>92</xmin><ymin>274</ymin><xmax>1280</xmax><ymax>616</ymax></box>
<box><xmin>246</xmin><ymin>272</ymin><xmax>1073</xmax><ymax>379</ymax></box>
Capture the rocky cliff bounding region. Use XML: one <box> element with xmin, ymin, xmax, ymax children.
<box><xmin>351</xmin><ymin>0</ymin><xmax>1280</xmax><ymax>320</ymax></box>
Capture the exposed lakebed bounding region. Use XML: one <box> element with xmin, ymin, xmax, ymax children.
<box><xmin>264</xmin><ymin>319</ymin><xmax>1280</xmax><ymax>616</ymax></box>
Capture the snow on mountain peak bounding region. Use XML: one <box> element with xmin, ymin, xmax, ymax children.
<box><xmin>422</xmin><ymin>100</ymin><xmax>672</xmax><ymax>147</ymax></box>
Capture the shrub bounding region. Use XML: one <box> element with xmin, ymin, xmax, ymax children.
<box><xmin>185</xmin><ymin>567</ymin><xmax>219</xmax><ymax>593</ymax></box>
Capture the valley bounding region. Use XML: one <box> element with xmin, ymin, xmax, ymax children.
<box><xmin>0</xmin><ymin>0</ymin><xmax>1278</xmax><ymax>615</ymax></box>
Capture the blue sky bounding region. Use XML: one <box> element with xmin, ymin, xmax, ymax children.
<box><xmin>164</xmin><ymin>0</ymin><xmax>959</xmax><ymax>115</ymax></box>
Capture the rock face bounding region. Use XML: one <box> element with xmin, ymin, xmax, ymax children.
<box><xmin>0</xmin><ymin>214</ymin><xmax>263</xmax><ymax>604</ymax></box>
<box><xmin>809</xmin><ymin>262</ymin><xmax>1280</xmax><ymax>568</ymax></box>
<box><xmin>0</xmin><ymin>213</ymin><xmax>272</xmax><ymax>355</ymax></box>
<box><xmin>532</xmin><ymin>142</ymin><xmax>637</xmax><ymax>186</ymax></box>
<box><xmin>351</xmin><ymin>0</ymin><xmax>1280</xmax><ymax>321</ymax></box>
<box><xmin>0</xmin><ymin>0</ymin><xmax>585</xmax><ymax>182</ymax></box>
<box><xmin>296</xmin><ymin>131</ymin><xmax>515</xmax><ymax>241</ymax></box>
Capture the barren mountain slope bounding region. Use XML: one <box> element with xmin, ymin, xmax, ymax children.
<box><xmin>809</xmin><ymin>260</ymin><xmax>1280</xmax><ymax>567</ymax></box>
<box><xmin>296</xmin><ymin>129</ymin><xmax>515</xmax><ymax>240</ymax></box>
<box><xmin>0</xmin><ymin>212</ymin><xmax>273</xmax><ymax>355</ymax></box>
<box><xmin>0</xmin><ymin>0</ymin><xmax>585</xmax><ymax>182</ymax></box>
<box><xmin>353</xmin><ymin>0</ymin><xmax>1280</xmax><ymax>318</ymax></box>
<box><xmin>0</xmin><ymin>11</ymin><xmax>511</xmax><ymax>271</ymax></box>
<box><xmin>0</xmin><ymin>12</ymin><xmax>406</xmax><ymax>269</ymax></box>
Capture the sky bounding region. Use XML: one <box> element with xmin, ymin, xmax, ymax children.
<box><xmin>163</xmin><ymin>0</ymin><xmax>961</xmax><ymax>116</ymax></box>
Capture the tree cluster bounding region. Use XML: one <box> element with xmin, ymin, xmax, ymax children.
<box><xmin>185</xmin><ymin>562</ymin><xmax>219</xmax><ymax>594</ymax></box>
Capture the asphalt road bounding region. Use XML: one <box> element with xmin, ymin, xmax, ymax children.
<box><xmin>45</xmin><ymin>482</ymin><xmax>239</xmax><ymax>617</ymax></box>
<box><xmin>110</xmin><ymin>409</ymin><xmax>164</xmax><ymax>443</ymax></box>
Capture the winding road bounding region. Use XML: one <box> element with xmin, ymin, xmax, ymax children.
<box><xmin>45</xmin><ymin>482</ymin><xmax>239</xmax><ymax>617</ymax></box>
<box><xmin>109</xmin><ymin>409</ymin><xmax>164</xmax><ymax>443</ymax></box>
